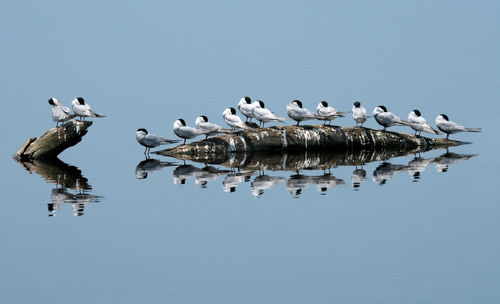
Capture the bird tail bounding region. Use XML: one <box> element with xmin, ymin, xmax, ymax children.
<box><xmin>398</xmin><ymin>119</ymin><xmax>410</xmax><ymax>126</ymax></box>
<box><xmin>90</xmin><ymin>110</ymin><xmax>106</xmax><ymax>118</ymax></box>
<box><xmin>465</xmin><ymin>127</ymin><xmax>481</xmax><ymax>132</ymax></box>
<box><xmin>275</xmin><ymin>116</ymin><xmax>287</xmax><ymax>122</ymax></box>
<box><xmin>161</xmin><ymin>138</ymin><xmax>181</xmax><ymax>144</ymax></box>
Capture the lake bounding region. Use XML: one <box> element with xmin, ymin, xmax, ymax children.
<box><xmin>1</xmin><ymin>1</ymin><xmax>499</xmax><ymax>303</ymax></box>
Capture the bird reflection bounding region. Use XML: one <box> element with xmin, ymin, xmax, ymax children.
<box><xmin>433</xmin><ymin>152</ymin><xmax>478</xmax><ymax>173</ymax></box>
<box><xmin>222</xmin><ymin>170</ymin><xmax>255</xmax><ymax>192</ymax></box>
<box><xmin>351</xmin><ymin>167</ymin><xmax>367</xmax><ymax>190</ymax></box>
<box><xmin>15</xmin><ymin>158</ymin><xmax>103</xmax><ymax>216</ymax></box>
<box><xmin>313</xmin><ymin>173</ymin><xmax>344</xmax><ymax>194</ymax></box>
<box><xmin>372</xmin><ymin>162</ymin><xmax>407</xmax><ymax>185</ymax></box>
<box><xmin>173</xmin><ymin>164</ymin><xmax>230</xmax><ymax>188</ymax></box>
<box><xmin>407</xmin><ymin>155</ymin><xmax>436</xmax><ymax>182</ymax></box>
<box><xmin>250</xmin><ymin>174</ymin><xmax>286</xmax><ymax>197</ymax></box>
<box><xmin>135</xmin><ymin>158</ymin><xmax>177</xmax><ymax>179</ymax></box>
<box><xmin>286</xmin><ymin>173</ymin><xmax>316</xmax><ymax>196</ymax></box>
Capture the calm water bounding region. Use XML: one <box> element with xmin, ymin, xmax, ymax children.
<box><xmin>1</xmin><ymin>1</ymin><xmax>499</xmax><ymax>303</ymax></box>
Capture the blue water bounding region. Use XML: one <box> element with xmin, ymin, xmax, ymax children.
<box><xmin>1</xmin><ymin>1</ymin><xmax>500</xmax><ymax>303</ymax></box>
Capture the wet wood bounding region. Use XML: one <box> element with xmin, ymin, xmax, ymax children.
<box><xmin>13</xmin><ymin>120</ymin><xmax>92</xmax><ymax>160</ymax></box>
<box><xmin>157</xmin><ymin>125</ymin><xmax>466</xmax><ymax>163</ymax></box>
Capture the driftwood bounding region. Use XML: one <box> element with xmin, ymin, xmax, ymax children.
<box><xmin>13</xmin><ymin>120</ymin><xmax>92</xmax><ymax>160</ymax></box>
<box><xmin>157</xmin><ymin>125</ymin><xmax>465</xmax><ymax>164</ymax></box>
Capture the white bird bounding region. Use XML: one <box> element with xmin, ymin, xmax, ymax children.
<box><xmin>433</xmin><ymin>152</ymin><xmax>478</xmax><ymax>173</ymax></box>
<box><xmin>352</xmin><ymin>101</ymin><xmax>370</xmax><ymax>127</ymax></box>
<box><xmin>136</xmin><ymin>128</ymin><xmax>180</xmax><ymax>155</ymax></box>
<box><xmin>372</xmin><ymin>162</ymin><xmax>407</xmax><ymax>185</ymax></box>
<box><xmin>316</xmin><ymin>101</ymin><xmax>346</xmax><ymax>125</ymax></box>
<box><xmin>250</xmin><ymin>174</ymin><xmax>286</xmax><ymax>197</ymax></box>
<box><xmin>408</xmin><ymin>110</ymin><xmax>440</xmax><ymax>136</ymax></box>
<box><xmin>173</xmin><ymin>118</ymin><xmax>203</xmax><ymax>144</ymax></box>
<box><xmin>195</xmin><ymin>115</ymin><xmax>226</xmax><ymax>139</ymax></box>
<box><xmin>71</xmin><ymin>97</ymin><xmax>105</xmax><ymax>121</ymax></box>
<box><xmin>313</xmin><ymin>173</ymin><xmax>344</xmax><ymax>194</ymax></box>
<box><xmin>135</xmin><ymin>159</ymin><xmax>176</xmax><ymax>179</ymax></box>
<box><xmin>286</xmin><ymin>173</ymin><xmax>315</xmax><ymax>196</ymax></box>
<box><xmin>286</xmin><ymin>100</ymin><xmax>317</xmax><ymax>126</ymax></box>
<box><xmin>351</xmin><ymin>168</ymin><xmax>367</xmax><ymax>190</ymax></box>
<box><xmin>222</xmin><ymin>171</ymin><xmax>254</xmax><ymax>193</ymax></box>
<box><xmin>252</xmin><ymin>100</ymin><xmax>287</xmax><ymax>127</ymax></box>
<box><xmin>173</xmin><ymin>165</ymin><xmax>201</xmax><ymax>184</ymax></box>
<box><xmin>435</xmin><ymin>114</ymin><xmax>482</xmax><ymax>139</ymax></box>
<box><xmin>372</xmin><ymin>105</ymin><xmax>409</xmax><ymax>131</ymax></box>
<box><xmin>407</xmin><ymin>156</ymin><xmax>436</xmax><ymax>181</ymax></box>
<box><xmin>238</xmin><ymin>96</ymin><xmax>255</xmax><ymax>122</ymax></box>
<box><xmin>223</xmin><ymin>107</ymin><xmax>247</xmax><ymax>131</ymax></box>
<box><xmin>48</xmin><ymin>97</ymin><xmax>73</xmax><ymax>127</ymax></box>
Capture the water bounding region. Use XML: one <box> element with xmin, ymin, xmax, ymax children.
<box><xmin>1</xmin><ymin>1</ymin><xmax>500</xmax><ymax>303</ymax></box>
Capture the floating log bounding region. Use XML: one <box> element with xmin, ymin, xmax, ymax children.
<box><xmin>13</xmin><ymin>120</ymin><xmax>92</xmax><ymax>160</ymax></box>
<box><xmin>157</xmin><ymin>125</ymin><xmax>466</xmax><ymax>163</ymax></box>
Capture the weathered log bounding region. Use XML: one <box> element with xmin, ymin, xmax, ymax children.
<box><xmin>157</xmin><ymin>125</ymin><xmax>466</xmax><ymax>164</ymax></box>
<box><xmin>13</xmin><ymin>120</ymin><xmax>92</xmax><ymax>160</ymax></box>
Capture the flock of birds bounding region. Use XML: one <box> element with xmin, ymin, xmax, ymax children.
<box><xmin>47</xmin><ymin>96</ymin><xmax>481</xmax><ymax>156</ymax></box>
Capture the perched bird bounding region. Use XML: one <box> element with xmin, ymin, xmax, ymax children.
<box><xmin>372</xmin><ymin>105</ymin><xmax>409</xmax><ymax>131</ymax></box>
<box><xmin>71</xmin><ymin>97</ymin><xmax>105</xmax><ymax>121</ymax></box>
<box><xmin>252</xmin><ymin>100</ymin><xmax>286</xmax><ymax>127</ymax></box>
<box><xmin>223</xmin><ymin>107</ymin><xmax>247</xmax><ymax>131</ymax></box>
<box><xmin>286</xmin><ymin>100</ymin><xmax>317</xmax><ymax>126</ymax></box>
<box><xmin>408</xmin><ymin>110</ymin><xmax>441</xmax><ymax>136</ymax></box>
<box><xmin>352</xmin><ymin>101</ymin><xmax>370</xmax><ymax>127</ymax></box>
<box><xmin>48</xmin><ymin>97</ymin><xmax>73</xmax><ymax>127</ymax></box>
<box><xmin>435</xmin><ymin>114</ymin><xmax>482</xmax><ymax>139</ymax></box>
<box><xmin>316</xmin><ymin>101</ymin><xmax>346</xmax><ymax>125</ymax></box>
<box><xmin>173</xmin><ymin>118</ymin><xmax>203</xmax><ymax>144</ymax></box>
<box><xmin>195</xmin><ymin>115</ymin><xmax>225</xmax><ymax>139</ymax></box>
<box><xmin>136</xmin><ymin>128</ymin><xmax>179</xmax><ymax>155</ymax></box>
<box><xmin>237</xmin><ymin>96</ymin><xmax>255</xmax><ymax>122</ymax></box>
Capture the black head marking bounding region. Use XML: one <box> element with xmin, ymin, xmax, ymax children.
<box><xmin>440</xmin><ymin>114</ymin><xmax>449</xmax><ymax>121</ymax></box>
<box><xmin>230</xmin><ymin>107</ymin><xmax>236</xmax><ymax>115</ymax></box>
<box><xmin>178</xmin><ymin>118</ymin><xmax>186</xmax><ymax>126</ymax></box>
<box><xmin>413</xmin><ymin>109</ymin><xmax>421</xmax><ymax>117</ymax></box>
<box><xmin>201</xmin><ymin>115</ymin><xmax>208</xmax><ymax>122</ymax></box>
<box><xmin>229</xmin><ymin>187</ymin><xmax>236</xmax><ymax>193</ymax></box>
<box><xmin>258</xmin><ymin>100</ymin><xmax>265</xmax><ymax>108</ymax></box>
<box><xmin>244</xmin><ymin>96</ymin><xmax>251</xmax><ymax>104</ymax></box>
<box><xmin>320</xmin><ymin>187</ymin><xmax>327</xmax><ymax>192</ymax></box>
<box><xmin>137</xmin><ymin>128</ymin><xmax>148</xmax><ymax>134</ymax></box>
<box><xmin>76</xmin><ymin>97</ymin><xmax>85</xmax><ymax>105</ymax></box>
<box><xmin>48</xmin><ymin>98</ymin><xmax>55</xmax><ymax>105</ymax></box>
<box><xmin>353</xmin><ymin>101</ymin><xmax>361</xmax><ymax>107</ymax></box>
<box><xmin>320</xmin><ymin>101</ymin><xmax>328</xmax><ymax>107</ymax></box>
<box><xmin>293</xmin><ymin>100</ymin><xmax>303</xmax><ymax>108</ymax></box>
<box><xmin>378</xmin><ymin>105</ymin><xmax>387</xmax><ymax>112</ymax></box>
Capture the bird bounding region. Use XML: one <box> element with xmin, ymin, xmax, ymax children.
<box><xmin>237</xmin><ymin>96</ymin><xmax>255</xmax><ymax>122</ymax></box>
<box><xmin>195</xmin><ymin>115</ymin><xmax>226</xmax><ymax>139</ymax></box>
<box><xmin>408</xmin><ymin>110</ymin><xmax>441</xmax><ymax>136</ymax></box>
<box><xmin>252</xmin><ymin>100</ymin><xmax>287</xmax><ymax>127</ymax></box>
<box><xmin>372</xmin><ymin>105</ymin><xmax>409</xmax><ymax>131</ymax></box>
<box><xmin>173</xmin><ymin>118</ymin><xmax>204</xmax><ymax>144</ymax></box>
<box><xmin>316</xmin><ymin>101</ymin><xmax>347</xmax><ymax>125</ymax></box>
<box><xmin>250</xmin><ymin>174</ymin><xmax>286</xmax><ymax>197</ymax></box>
<box><xmin>48</xmin><ymin>97</ymin><xmax>73</xmax><ymax>127</ymax></box>
<box><xmin>352</xmin><ymin>101</ymin><xmax>370</xmax><ymax>127</ymax></box>
<box><xmin>435</xmin><ymin>114</ymin><xmax>482</xmax><ymax>139</ymax></box>
<box><xmin>222</xmin><ymin>107</ymin><xmax>247</xmax><ymax>131</ymax></box>
<box><xmin>286</xmin><ymin>100</ymin><xmax>317</xmax><ymax>126</ymax></box>
<box><xmin>351</xmin><ymin>168</ymin><xmax>367</xmax><ymax>189</ymax></box>
<box><xmin>312</xmin><ymin>173</ymin><xmax>344</xmax><ymax>194</ymax></box>
<box><xmin>136</xmin><ymin>128</ymin><xmax>180</xmax><ymax>155</ymax></box>
<box><xmin>372</xmin><ymin>162</ymin><xmax>407</xmax><ymax>185</ymax></box>
<box><xmin>135</xmin><ymin>158</ymin><xmax>176</xmax><ymax>179</ymax></box>
<box><xmin>71</xmin><ymin>97</ymin><xmax>105</xmax><ymax>121</ymax></box>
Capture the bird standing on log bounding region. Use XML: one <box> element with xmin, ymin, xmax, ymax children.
<box><xmin>195</xmin><ymin>115</ymin><xmax>225</xmax><ymax>139</ymax></box>
<box><xmin>435</xmin><ymin>114</ymin><xmax>481</xmax><ymax>139</ymax></box>
<box><xmin>173</xmin><ymin>118</ymin><xmax>203</xmax><ymax>144</ymax></box>
<box><xmin>316</xmin><ymin>101</ymin><xmax>346</xmax><ymax>125</ymax></box>
<box><xmin>373</xmin><ymin>105</ymin><xmax>409</xmax><ymax>131</ymax></box>
<box><xmin>71</xmin><ymin>97</ymin><xmax>106</xmax><ymax>121</ymax></box>
<box><xmin>237</xmin><ymin>96</ymin><xmax>255</xmax><ymax>122</ymax></box>
<box><xmin>136</xmin><ymin>128</ymin><xmax>179</xmax><ymax>156</ymax></box>
<box><xmin>352</xmin><ymin>101</ymin><xmax>370</xmax><ymax>127</ymax></box>
<box><xmin>286</xmin><ymin>100</ymin><xmax>317</xmax><ymax>126</ymax></box>
<box><xmin>48</xmin><ymin>98</ymin><xmax>73</xmax><ymax>127</ymax></box>
<box><xmin>223</xmin><ymin>107</ymin><xmax>247</xmax><ymax>132</ymax></box>
<box><xmin>252</xmin><ymin>100</ymin><xmax>287</xmax><ymax>127</ymax></box>
<box><xmin>408</xmin><ymin>110</ymin><xmax>440</xmax><ymax>136</ymax></box>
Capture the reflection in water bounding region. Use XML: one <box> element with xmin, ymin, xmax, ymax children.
<box><xmin>146</xmin><ymin>149</ymin><xmax>478</xmax><ymax>196</ymax></box>
<box><xmin>136</xmin><ymin>158</ymin><xmax>177</xmax><ymax>179</ymax></box>
<box><xmin>16</xmin><ymin>158</ymin><xmax>103</xmax><ymax>216</ymax></box>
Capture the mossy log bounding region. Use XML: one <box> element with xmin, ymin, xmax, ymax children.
<box><xmin>13</xmin><ymin>120</ymin><xmax>92</xmax><ymax>160</ymax></box>
<box><xmin>157</xmin><ymin>125</ymin><xmax>465</xmax><ymax>164</ymax></box>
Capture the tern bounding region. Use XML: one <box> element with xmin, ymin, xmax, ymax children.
<box><xmin>435</xmin><ymin>114</ymin><xmax>481</xmax><ymax>139</ymax></box>
<box><xmin>173</xmin><ymin>118</ymin><xmax>204</xmax><ymax>144</ymax></box>
<box><xmin>136</xmin><ymin>128</ymin><xmax>180</xmax><ymax>155</ymax></box>
<box><xmin>352</xmin><ymin>101</ymin><xmax>371</xmax><ymax>127</ymax></box>
<box><xmin>48</xmin><ymin>97</ymin><xmax>73</xmax><ymax>127</ymax></box>
<box><xmin>71</xmin><ymin>97</ymin><xmax>105</xmax><ymax>121</ymax></box>
<box><xmin>351</xmin><ymin>168</ymin><xmax>367</xmax><ymax>189</ymax></box>
<box><xmin>195</xmin><ymin>115</ymin><xmax>226</xmax><ymax>139</ymax></box>
<box><xmin>252</xmin><ymin>100</ymin><xmax>287</xmax><ymax>127</ymax></box>
<box><xmin>286</xmin><ymin>100</ymin><xmax>317</xmax><ymax>126</ymax></box>
<box><xmin>223</xmin><ymin>107</ymin><xmax>247</xmax><ymax>131</ymax></box>
<box><xmin>373</xmin><ymin>105</ymin><xmax>409</xmax><ymax>131</ymax></box>
<box><xmin>316</xmin><ymin>101</ymin><xmax>347</xmax><ymax>125</ymax></box>
<box><xmin>408</xmin><ymin>110</ymin><xmax>440</xmax><ymax>136</ymax></box>
<box><xmin>237</xmin><ymin>96</ymin><xmax>255</xmax><ymax>122</ymax></box>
